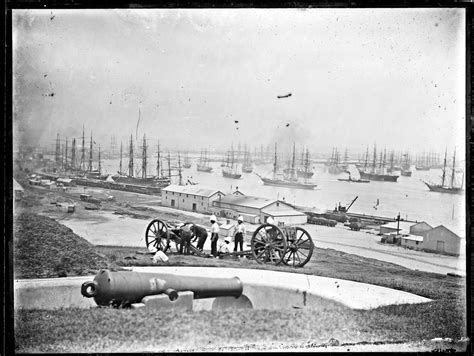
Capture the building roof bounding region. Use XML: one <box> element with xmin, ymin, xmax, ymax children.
<box><xmin>218</xmin><ymin>194</ymin><xmax>292</xmax><ymax>210</ymax></box>
<box><xmin>410</xmin><ymin>221</ymin><xmax>432</xmax><ymax>229</ymax></box>
<box><xmin>262</xmin><ymin>209</ymin><xmax>306</xmax><ymax>217</ymax></box>
<box><xmin>425</xmin><ymin>225</ymin><xmax>460</xmax><ymax>239</ymax></box>
<box><xmin>13</xmin><ymin>179</ymin><xmax>24</xmax><ymax>191</ymax></box>
<box><xmin>401</xmin><ymin>234</ymin><xmax>424</xmax><ymax>242</ymax></box>
<box><xmin>162</xmin><ymin>184</ymin><xmax>225</xmax><ymax>198</ymax></box>
<box><xmin>380</xmin><ymin>221</ymin><xmax>415</xmax><ymax>232</ymax></box>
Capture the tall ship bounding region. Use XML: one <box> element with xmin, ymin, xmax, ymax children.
<box><xmin>340</xmin><ymin>148</ymin><xmax>349</xmax><ymax>171</ymax></box>
<box><xmin>296</xmin><ymin>148</ymin><xmax>314</xmax><ymax>178</ymax></box>
<box><xmin>257</xmin><ymin>143</ymin><xmax>317</xmax><ymax>190</ymax></box>
<box><xmin>424</xmin><ymin>149</ymin><xmax>463</xmax><ymax>194</ymax></box>
<box><xmin>113</xmin><ymin>135</ymin><xmax>170</xmax><ymax>186</ymax></box>
<box><xmin>327</xmin><ymin>147</ymin><xmax>344</xmax><ymax>174</ymax></box>
<box><xmin>196</xmin><ymin>149</ymin><xmax>213</xmax><ymax>172</ymax></box>
<box><xmin>222</xmin><ymin>147</ymin><xmax>242</xmax><ymax>179</ymax></box>
<box><xmin>357</xmin><ymin>145</ymin><xmax>399</xmax><ymax>182</ymax></box>
<box><xmin>242</xmin><ymin>148</ymin><xmax>253</xmax><ymax>173</ymax></box>
<box><xmin>400</xmin><ymin>152</ymin><xmax>412</xmax><ymax>177</ymax></box>
<box><xmin>182</xmin><ymin>152</ymin><xmax>191</xmax><ymax>169</ymax></box>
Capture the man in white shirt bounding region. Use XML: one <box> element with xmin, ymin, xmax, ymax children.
<box><xmin>210</xmin><ymin>215</ymin><xmax>220</xmax><ymax>258</ymax></box>
<box><xmin>218</xmin><ymin>236</ymin><xmax>231</xmax><ymax>256</ymax></box>
<box><xmin>234</xmin><ymin>216</ymin><xmax>246</xmax><ymax>252</ymax></box>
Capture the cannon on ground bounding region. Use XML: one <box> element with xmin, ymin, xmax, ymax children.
<box><xmin>145</xmin><ymin>218</ymin><xmax>315</xmax><ymax>268</ymax></box>
<box><xmin>81</xmin><ymin>269</ymin><xmax>243</xmax><ymax>307</ymax></box>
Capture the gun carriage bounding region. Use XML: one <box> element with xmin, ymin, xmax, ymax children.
<box><xmin>145</xmin><ymin>218</ymin><xmax>314</xmax><ymax>267</ymax></box>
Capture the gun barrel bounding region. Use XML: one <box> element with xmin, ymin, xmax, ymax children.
<box><xmin>81</xmin><ymin>270</ymin><xmax>243</xmax><ymax>306</ymax></box>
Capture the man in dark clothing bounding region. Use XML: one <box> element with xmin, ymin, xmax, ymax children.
<box><xmin>190</xmin><ymin>224</ymin><xmax>208</xmax><ymax>251</ymax></box>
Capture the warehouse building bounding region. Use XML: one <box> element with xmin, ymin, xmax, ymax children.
<box><xmin>419</xmin><ymin>225</ymin><xmax>461</xmax><ymax>256</ymax></box>
<box><xmin>161</xmin><ymin>185</ymin><xmax>225</xmax><ymax>214</ymax></box>
<box><xmin>409</xmin><ymin>221</ymin><xmax>432</xmax><ymax>235</ymax></box>
<box><xmin>400</xmin><ymin>234</ymin><xmax>424</xmax><ymax>249</ymax></box>
<box><xmin>212</xmin><ymin>193</ymin><xmax>307</xmax><ymax>225</ymax></box>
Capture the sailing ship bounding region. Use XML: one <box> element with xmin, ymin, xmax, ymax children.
<box><xmin>196</xmin><ymin>149</ymin><xmax>213</xmax><ymax>172</ymax></box>
<box><xmin>242</xmin><ymin>148</ymin><xmax>253</xmax><ymax>173</ymax></box>
<box><xmin>257</xmin><ymin>143</ymin><xmax>317</xmax><ymax>190</ymax></box>
<box><xmin>327</xmin><ymin>147</ymin><xmax>343</xmax><ymax>174</ymax></box>
<box><xmin>423</xmin><ymin>149</ymin><xmax>463</xmax><ymax>194</ymax></box>
<box><xmin>296</xmin><ymin>148</ymin><xmax>314</xmax><ymax>178</ymax></box>
<box><xmin>113</xmin><ymin>135</ymin><xmax>170</xmax><ymax>186</ymax></box>
<box><xmin>222</xmin><ymin>147</ymin><xmax>242</xmax><ymax>179</ymax></box>
<box><xmin>182</xmin><ymin>152</ymin><xmax>191</xmax><ymax>168</ymax></box>
<box><xmin>400</xmin><ymin>153</ymin><xmax>412</xmax><ymax>177</ymax></box>
<box><xmin>357</xmin><ymin>145</ymin><xmax>399</xmax><ymax>182</ymax></box>
<box><xmin>415</xmin><ymin>152</ymin><xmax>432</xmax><ymax>171</ymax></box>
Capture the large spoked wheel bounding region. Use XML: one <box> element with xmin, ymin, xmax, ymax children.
<box><xmin>251</xmin><ymin>223</ymin><xmax>287</xmax><ymax>265</ymax></box>
<box><xmin>145</xmin><ymin>219</ymin><xmax>171</xmax><ymax>252</ymax></box>
<box><xmin>282</xmin><ymin>227</ymin><xmax>314</xmax><ymax>267</ymax></box>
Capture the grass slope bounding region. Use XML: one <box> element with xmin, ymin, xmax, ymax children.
<box><xmin>12</xmin><ymin>213</ymin><xmax>467</xmax><ymax>352</ymax></box>
<box><xmin>13</xmin><ymin>212</ymin><xmax>111</xmax><ymax>278</ymax></box>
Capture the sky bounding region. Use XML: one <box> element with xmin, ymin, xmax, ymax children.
<box><xmin>12</xmin><ymin>8</ymin><xmax>466</xmax><ymax>157</ymax></box>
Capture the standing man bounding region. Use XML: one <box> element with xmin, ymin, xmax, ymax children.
<box><xmin>234</xmin><ymin>216</ymin><xmax>246</xmax><ymax>252</ymax></box>
<box><xmin>210</xmin><ymin>215</ymin><xmax>220</xmax><ymax>258</ymax></box>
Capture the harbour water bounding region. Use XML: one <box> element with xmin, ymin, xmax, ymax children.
<box><xmin>99</xmin><ymin>155</ymin><xmax>466</xmax><ymax>238</ymax></box>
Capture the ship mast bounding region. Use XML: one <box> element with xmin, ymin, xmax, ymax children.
<box><xmin>157</xmin><ymin>141</ymin><xmax>161</xmax><ymax>178</ymax></box>
<box><xmin>65</xmin><ymin>138</ymin><xmax>68</xmax><ymax>171</ymax></box>
<box><xmin>450</xmin><ymin>148</ymin><xmax>456</xmax><ymax>188</ymax></box>
<box><xmin>80</xmin><ymin>125</ymin><xmax>85</xmax><ymax>171</ymax></box>
<box><xmin>71</xmin><ymin>138</ymin><xmax>76</xmax><ymax>170</ymax></box>
<box><xmin>372</xmin><ymin>145</ymin><xmax>377</xmax><ymax>173</ymax></box>
<box><xmin>273</xmin><ymin>142</ymin><xmax>278</xmax><ymax>179</ymax></box>
<box><xmin>88</xmin><ymin>131</ymin><xmax>93</xmax><ymax>172</ymax></box>
<box><xmin>128</xmin><ymin>134</ymin><xmax>134</xmax><ymax>177</ymax></box>
<box><xmin>98</xmin><ymin>144</ymin><xmax>101</xmax><ymax>174</ymax></box>
<box><xmin>142</xmin><ymin>134</ymin><xmax>147</xmax><ymax>179</ymax></box>
<box><xmin>55</xmin><ymin>133</ymin><xmax>60</xmax><ymax>166</ymax></box>
<box><xmin>441</xmin><ymin>149</ymin><xmax>447</xmax><ymax>187</ymax></box>
<box><xmin>119</xmin><ymin>142</ymin><xmax>123</xmax><ymax>174</ymax></box>
<box><xmin>178</xmin><ymin>152</ymin><xmax>183</xmax><ymax>185</ymax></box>
<box><xmin>167</xmin><ymin>151</ymin><xmax>171</xmax><ymax>180</ymax></box>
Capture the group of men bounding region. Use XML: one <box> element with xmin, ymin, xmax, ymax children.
<box><xmin>175</xmin><ymin>214</ymin><xmax>248</xmax><ymax>258</ymax></box>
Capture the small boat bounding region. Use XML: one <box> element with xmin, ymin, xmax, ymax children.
<box><xmin>337</xmin><ymin>172</ymin><xmax>369</xmax><ymax>183</ymax></box>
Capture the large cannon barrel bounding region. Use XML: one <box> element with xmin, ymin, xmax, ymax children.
<box><xmin>81</xmin><ymin>269</ymin><xmax>243</xmax><ymax>306</ymax></box>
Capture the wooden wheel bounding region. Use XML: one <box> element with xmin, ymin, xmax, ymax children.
<box><xmin>282</xmin><ymin>227</ymin><xmax>314</xmax><ymax>267</ymax></box>
<box><xmin>145</xmin><ymin>219</ymin><xmax>171</xmax><ymax>252</ymax></box>
<box><xmin>251</xmin><ymin>223</ymin><xmax>287</xmax><ymax>265</ymax></box>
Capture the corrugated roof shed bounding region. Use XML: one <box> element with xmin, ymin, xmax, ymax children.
<box><xmin>218</xmin><ymin>195</ymin><xmax>284</xmax><ymax>209</ymax></box>
<box><xmin>162</xmin><ymin>184</ymin><xmax>224</xmax><ymax>198</ymax></box>
<box><xmin>262</xmin><ymin>209</ymin><xmax>306</xmax><ymax>217</ymax></box>
<box><xmin>380</xmin><ymin>221</ymin><xmax>414</xmax><ymax>232</ymax></box>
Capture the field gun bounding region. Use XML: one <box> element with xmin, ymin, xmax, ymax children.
<box><xmin>81</xmin><ymin>269</ymin><xmax>243</xmax><ymax>307</ymax></box>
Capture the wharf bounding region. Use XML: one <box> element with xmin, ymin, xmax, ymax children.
<box><xmin>34</xmin><ymin>171</ymin><xmax>162</xmax><ymax>195</ymax></box>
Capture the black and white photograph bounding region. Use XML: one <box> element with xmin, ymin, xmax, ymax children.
<box><xmin>11</xmin><ymin>7</ymin><xmax>468</xmax><ymax>353</ymax></box>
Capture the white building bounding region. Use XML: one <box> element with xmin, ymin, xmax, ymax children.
<box><xmin>161</xmin><ymin>185</ymin><xmax>225</xmax><ymax>214</ymax></box>
<box><xmin>213</xmin><ymin>193</ymin><xmax>307</xmax><ymax>225</ymax></box>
